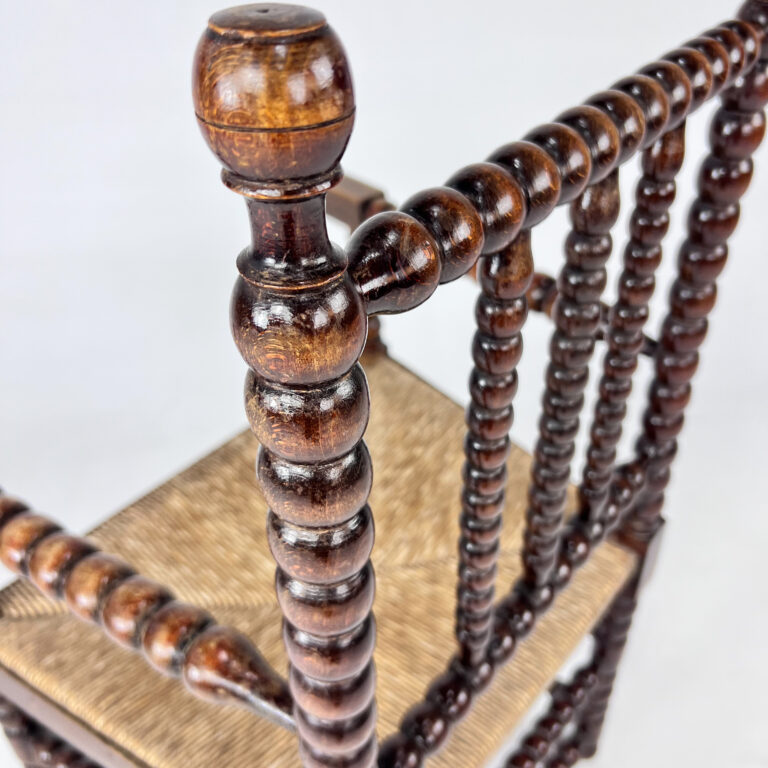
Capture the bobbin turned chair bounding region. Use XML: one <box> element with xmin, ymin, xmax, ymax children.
<box><xmin>1</xmin><ymin>3</ymin><xmax>766</xmax><ymax>767</ymax></box>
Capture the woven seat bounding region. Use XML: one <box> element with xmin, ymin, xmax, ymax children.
<box><xmin>0</xmin><ymin>354</ymin><xmax>636</xmax><ymax>767</ymax></box>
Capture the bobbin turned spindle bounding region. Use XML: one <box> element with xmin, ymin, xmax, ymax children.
<box><xmin>194</xmin><ymin>6</ymin><xmax>376</xmax><ymax>767</ymax></box>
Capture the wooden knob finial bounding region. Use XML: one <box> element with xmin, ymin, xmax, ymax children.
<box><xmin>193</xmin><ymin>3</ymin><xmax>355</xmax><ymax>184</ymax></box>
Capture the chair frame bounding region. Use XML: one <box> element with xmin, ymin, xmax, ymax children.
<box><xmin>2</xmin><ymin>1</ymin><xmax>767</xmax><ymax>766</ymax></box>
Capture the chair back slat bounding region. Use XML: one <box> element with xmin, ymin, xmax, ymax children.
<box><xmin>457</xmin><ymin>231</ymin><xmax>533</xmax><ymax>669</ymax></box>
<box><xmin>521</xmin><ymin>169</ymin><xmax>620</xmax><ymax>605</ymax></box>
<box><xmin>631</xmin><ymin>53</ymin><xmax>767</xmax><ymax>540</ymax></box>
<box><xmin>578</xmin><ymin>123</ymin><xmax>686</xmax><ymax>535</ymax></box>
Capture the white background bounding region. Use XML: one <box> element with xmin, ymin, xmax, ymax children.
<box><xmin>1</xmin><ymin>1</ymin><xmax>766</xmax><ymax>766</ymax></box>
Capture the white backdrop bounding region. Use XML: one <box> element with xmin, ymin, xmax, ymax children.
<box><xmin>1</xmin><ymin>1</ymin><xmax>766</xmax><ymax>766</ymax></box>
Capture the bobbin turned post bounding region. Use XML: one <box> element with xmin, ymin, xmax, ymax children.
<box><xmin>194</xmin><ymin>6</ymin><xmax>376</xmax><ymax>767</ymax></box>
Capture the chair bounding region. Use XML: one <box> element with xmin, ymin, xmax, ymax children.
<box><xmin>1</xmin><ymin>2</ymin><xmax>766</xmax><ymax>766</ymax></box>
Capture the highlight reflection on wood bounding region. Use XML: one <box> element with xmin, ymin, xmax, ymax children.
<box><xmin>1</xmin><ymin>2</ymin><xmax>766</xmax><ymax>767</ymax></box>
<box><xmin>0</xmin><ymin>355</ymin><xmax>636</xmax><ymax>767</ymax></box>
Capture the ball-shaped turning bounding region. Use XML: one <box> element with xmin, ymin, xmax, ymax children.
<box><xmin>193</xmin><ymin>4</ymin><xmax>355</xmax><ymax>181</ymax></box>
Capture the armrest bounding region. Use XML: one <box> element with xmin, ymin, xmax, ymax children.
<box><xmin>0</xmin><ymin>494</ymin><xmax>293</xmax><ymax>729</ymax></box>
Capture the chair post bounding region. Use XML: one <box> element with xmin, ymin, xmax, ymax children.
<box><xmin>0</xmin><ymin>696</ymin><xmax>97</xmax><ymax>768</ymax></box>
<box><xmin>193</xmin><ymin>6</ymin><xmax>376</xmax><ymax>767</ymax></box>
<box><xmin>572</xmin><ymin>574</ymin><xmax>639</xmax><ymax>759</ymax></box>
<box><xmin>630</xmin><ymin>12</ymin><xmax>768</xmax><ymax>544</ymax></box>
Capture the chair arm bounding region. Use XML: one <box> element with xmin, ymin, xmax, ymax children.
<box><xmin>329</xmin><ymin>179</ymin><xmax>655</xmax><ymax>361</ymax></box>
<box><xmin>0</xmin><ymin>493</ymin><xmax>293</xmax><ymax>730</ymax></box>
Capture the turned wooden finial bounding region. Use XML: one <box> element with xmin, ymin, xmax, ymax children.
<box><xmin>193</xmin><ymin>3</ymin><xmax>354</xmax><ymax>187</ymax></box>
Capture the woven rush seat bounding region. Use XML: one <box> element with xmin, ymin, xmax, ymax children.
<box><xmin>0</xmin><ymin>354</ymin><xmax>636</xmax><ymax>767</ymax></box>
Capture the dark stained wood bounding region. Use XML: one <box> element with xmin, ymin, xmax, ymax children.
<box><xmin>0</xmin><ymin>695</ymin><xmax>101</xmax><ymax>768</ymax></box>
<box><xmin>193</xmin><ymin>5</ymin><xmax>353</xmax><ymax>181</ymax></box>
<box><xmin>101</xmin><ymin>576</ymin><xmax>173</xmax><ymax>649</ymax></box>
<box><xmin>523</xmin><ymin>271</ymin><xmax>658</xmax><ymax>358</ymax></box>
<box><xmin>27</xmin><ymin>534</ymin><xmax>97</xmax><ymax>600</ymax></box>
<box><xmin>521</xmin><ymin>169</ymin><xmax>621</xmax><ymax>607</ymax></box>
<box><xmin>143</xmin><ymin>602</ymin><xmax>214</xmax><ymax>674</ymax></box>
<box><xmin>638</xmin><ymin>61</ymin><xmax>692</xmax><ymax>130</ymax></box>
<box><xmin>0</xmin><ymin>514</ymin><xmax>62</xmax><ymax>574</ymax></box>
<box><xmin>325</xmin><ymin>178</ymin><xmax>394</xmax><ymax>354</ymax></box>
<box><xmin>347</xmin><ymin>211</ymin><xmax>442</xmax><ymax>314</ymax></box>
<box><xmin>193</xmin><ymin>5</ymin><xmax>377</xmax><ymax>766</ymax></box>
<box><xmin>629</xmin><ymin>12</ymin><xmax>767</xmax><ymax>545</ymax></box>
<box><xmin>2</xmin><ymin>5</ymin><xmax>768</xmax><ymax>768</ymax></box>
<box><xmin>555</xmin><ymin>107</ymin><xmax>621</xmax><ymax>182</ymax></box>
<box><xmin>0</xmin><ymin>495</ymin><xmax>292</xmax><ymax>728</ymax></box>
<box><xmin>402</xmin><ymin>187</ymin><xmax>485</xmax><ymax>284</ymax></box>
<box><xmin>579</xmin><ymin>123</ymin><xmax>687</xmax><ymax>538</ymax></box>
<box><xmin>456</xmin><ymin>232</ymin><xmax>533</xmax><ymax>670</ymax></box>
<box><xmin>585</xmin><ymin>90</ymin><xmax>646</xmax><ymax>163</ymax></box>
<box><xmin>378</xmin><ymin>12</ymin><xmax>767</xmax><ymax>765</ymax></box>
<box><xmin>246</xmin><ymin>364</ymin><xmax>369</xmax><ymax>464</ymax></box>
<box><xmin>486</xmin><ymin>143</ymin><xmax>560</xmax><ymax>227</ymax></box>
<box><xmin>523</xmin><ymin>124</ymin><xmax>591</xmax><ymax>204</ymax></box>
<box><xmin>446</xmin><ymin>163</ymin><xmax>526</xmax><ymax>252</ymax></box>
<box><xmin>571</xmin><ymin>577</ymin><xmax>640</xmax><ymax>760</ymax></box>
<box><xmin>324</xmin><ymin>175</ymin><xmax>395</xmax><ymax>355</ymax></box>
<box><xmin>326</xmin><ymin>176</ymin><xmax>394</xmax><ymax>230</ymax></box>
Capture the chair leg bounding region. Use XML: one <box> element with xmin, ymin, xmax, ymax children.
<box><xmin>0</xmin><ymin>696</ymin><xmax>34</xmax><ymax>766</ymax></box>
<box><xmin>539</xmin><ymin>577</ymin><xmax>639</xmax><ymax>768</ymax></box>
<box><xmin>573</xmin><ymin>575</ymin><xmax>640</xmax><ymax>759</ymax></box>
<box><xmin>0</xmin><ymin>696</ymin><xmax>100</xmax><ymax>768</ymax></box>
<box><xmin>503</xmin><ymin>661</ymin><xmax>599</xmax><ymax>767</ymax></box>
<box><xmin>567</xmin><ymin>512</ymin><xmax>665</xmax><ymax>762</ymax></box>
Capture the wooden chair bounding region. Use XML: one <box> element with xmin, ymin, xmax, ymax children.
<box><xmin>1</xmin><ymin>2</ymin><xmax>766</xmax><ymax>766</ymax></box>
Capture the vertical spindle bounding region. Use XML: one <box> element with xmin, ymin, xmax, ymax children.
<box><xmin>193</xmin><ymin>6</ymin><xmax>376</xmax><ymax>766</ymax></box>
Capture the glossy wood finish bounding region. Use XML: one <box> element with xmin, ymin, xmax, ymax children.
<box><xmin>402</xmin><ymin>187</ymin><xmax>486</xmax><ymax>283</ymax></box>
<box><xmin>325</xmin><ymin>179</ymin><xmax>393</xmax><ymax>356</ymax></box>
<box><xmin>579</xmin><ymin>124</ymin><xmax>686</xmax><ymax>537</ymax></box>
<box><xmin>378</xmin><ymin>13</ymin><xmax>766</xmax><ymax>765</ymax></box>
<box><xmin>346</xmin><ymin>162</ymin><xmax>526</xmax><ymax>317</ymax></box>
<box><xmin>457</xmin><ymin>232</ymin><xmax>532</xmax><ymax>670</ymax></box>
<box><xmin>629</xmin><ymin>14</ymin><xmax>767</xmax><ymax>544</ymax></box>
<box><xmin>194</xmin><ymin>5</ymin><xmax>353</xmax><ymax>182</ymax></box>
<box><xmin>2</xmin><ymin>5</ymin><xmax>767</xmax><ymax>768</ymax></box>
<box><xmin>525</xmin><ymin>271</ymin><xmax>658</xmax><ymax>358</ymax></box>
<box><xmin>521</xmin><ymin>169</ymin><xmax>620</xmax><ymax>607</ymax></box>
<box><xmin>194</xmin><ymin>6</ymin><xmax>376</xmax><ymax>766</ymax></box>
<box><xmin>347</xmin><ymin>211</ymin><xmax>442</xmax><ymax>314</ymax></box>
<box><xmin>0</xmin><ymin>494</ymin><xmax>292</xmax><ymax>726</ymax></box>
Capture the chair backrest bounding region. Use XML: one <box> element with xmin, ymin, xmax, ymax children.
<box><xmin>191</xmin><ymin>3</ymin><xmax>768</xmax><ymax>765</ymax></box>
